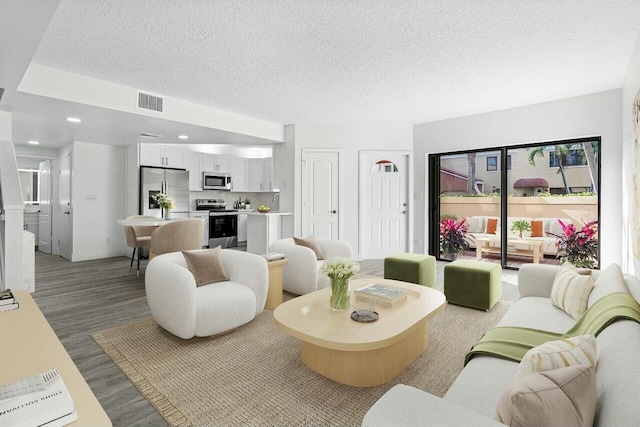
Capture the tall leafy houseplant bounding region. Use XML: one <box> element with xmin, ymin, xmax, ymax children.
<box><xmin>440</xmin><ymin>218</ymin><xmax>471</xmax><ymax>260</ymax></box>
<box><xmin>549</xmin><ymin>220</ymin><xmax>598</xmax><ymax>268</ymax></box>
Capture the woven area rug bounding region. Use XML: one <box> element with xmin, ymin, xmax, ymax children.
<box><xmin>93</xmin><ymin>300</ymin><xmax>512</xmax><ymax>427</ymax></box>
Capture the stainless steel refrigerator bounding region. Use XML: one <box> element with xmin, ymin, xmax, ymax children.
<box><xmin>140</xmin><ymin>166</ymin><xmax>190</xmax><ymax>218</ymax></box>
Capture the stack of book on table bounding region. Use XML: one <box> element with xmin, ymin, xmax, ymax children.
<box><xmin>0</xmin><ymin>369</ymin><xmax>77</xmax><ymax>427</ymax></box>
<box><xmin>0</xmin><ymin>289</ymin><xmax>18</xmax><ymax>313</ymax></box>
<box><xmin>261</xmin><ymin>252</ymin><xmax>285</xmax><ymax>262</ymax></box>
<box><xmin>354</xmin><ymin>283</ymin><xmax>408</xmax><ymax>306</ymax></box>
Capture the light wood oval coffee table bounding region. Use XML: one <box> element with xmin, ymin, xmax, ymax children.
<box><xmin>273</xmin><ymin>278</ymin><xmax>446</xmax><ymax>387</ymax></box>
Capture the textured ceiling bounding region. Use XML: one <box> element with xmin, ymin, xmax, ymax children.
<box><xmin>32</xmin><ymin>0</ymin><xmax>640</xmax><ymax>125</ymax></box>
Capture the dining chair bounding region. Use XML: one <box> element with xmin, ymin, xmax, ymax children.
<box><xmin>124</xmin><ymin>215</ymin><xmax>158</xmax><ymax>276</ymax></box>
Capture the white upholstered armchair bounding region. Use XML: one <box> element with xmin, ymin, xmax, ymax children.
<box><xmin>145</xmin><ymin>250</ymin><xmax>268</xmax><ymax>339</ymax></box>
<box><xmin>269</xmin><ymin>238</ymin><xmax>354</xmax><ymax>295</ymax></box>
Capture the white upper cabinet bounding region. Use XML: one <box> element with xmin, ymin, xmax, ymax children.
<box><xmin>247</xmin><ymin>158</ymin><xmax>263</xmax><ymax>192</ymax></box>
<box><xmin>184</xmin><ymin>151</ymin><xmax>202</xmax><ymax>191</ymax></box>
<box><xmin>139</xmin><ymin>144</ymin><xmax>164</xmax><ymax>167</ymax></box>
<box><xmin>262</xmin><ymin>157</ymin><xmax>273</xmax><ymax>192</ymax></box>
<box><xmin>201</xmin><ymin>154</ymin><xmax>230</xmax><ymax>174</ymax></box>
<box><xmin>216</xmin><ymin>155</ymin><xmax>230</xmax><ymax>173</ymax></box>
<box><xmin>230</xmin><ymin>157</ymin><xmax>248</xmax><ymax>192</ymax></box>
<box><xmin>201</xmin><ymin>154</ymin><xmax>216</xmax><ymax>173</ymax></box>
<box><xmin>139</xmin><ymin>144</ymin><xmax>184</xmax><ymax>168</ymax></box>
<box><xmin>246</xmin><ymin>157</ymin><xmax>274</xmax><ymax>192</ymax></box>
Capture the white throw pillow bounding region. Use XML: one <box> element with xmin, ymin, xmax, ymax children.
<box><xmin>550</xmin><ymin>263</ymin><xmax>594</xmax><ymax>320</ymax></box>
<box><xmin>588</xmin><ymin>263</ymin><xmax>628</xmax><ymax>308</ymax></box>
<box><xmin>466</xmin><ymin>217</ymin><xmax>484</xmax><ymax>233</ymax></box>
<box><xmin>517</xmin><ymin>335</ymin><xmax>597</xmax><ymax>380</ymax></box>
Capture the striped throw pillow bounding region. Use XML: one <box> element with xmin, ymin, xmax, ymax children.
<box><xmin>517</xmin><ymin>335</ymin><xmax>597</xmax><ymax>380</ymax></box>
<box><xmin>550</xmin><ymin>263</ymin><xmax>594</xmax><ymax>319</ymax></box>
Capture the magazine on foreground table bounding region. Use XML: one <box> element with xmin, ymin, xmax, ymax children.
<box><xmin>0</xmin><ymin>369</ymin><xmax>77</xmax><ymax>427</ymax></box>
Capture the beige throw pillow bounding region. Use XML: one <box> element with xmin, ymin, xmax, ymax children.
<box><xmin>494</xmin><ymin>365</ymin><xmax>596</xmax><ymax>427</ymax></box>
<box><xmin>182</xmin><ymin>246</ymin><xmax>229</xmax><ymax>287</ymax></box>
<box><xmin>550</xmin><ymin>263</ymin><xmax>594</xmax><ymax>320</ymax></box>
<box><xmin>517</xmin><ymin>335</ymin><xmax>597</xmax><ymax>380</ymax></box>
<box><xmin>293</xmin><ymin>235</ymin><xmax>325</xmax><ymax>260</ymax></box>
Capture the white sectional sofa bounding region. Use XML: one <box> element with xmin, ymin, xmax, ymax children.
<box><xmin>463</xmin><ymin>216</ymin><xmax>572</xmax><ymax>255</ymax></box>
<box><xmin>363</xmin><ymin>263</ymin><xmax>640</xmax><ymax>427</ymax></box>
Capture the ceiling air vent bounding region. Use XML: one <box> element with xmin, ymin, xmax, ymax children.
<box><xmin>137</xmin><ymin>91</ymin><xmax>163</xmax><ymax>113</ymax></box>
<box><xmin>139</xmin><ymin>132</ymin><xmax>162</xmax><ymax>139</ymax></box>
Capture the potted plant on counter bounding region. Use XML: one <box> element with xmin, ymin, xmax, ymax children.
<box><xmin>245</xmin><ymin>198</ymin><xmax>251</xmax><ymax>210</ymax></box>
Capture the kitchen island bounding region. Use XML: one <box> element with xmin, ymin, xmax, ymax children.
<box><xmin>246</xmin><ymin>211</ymin><xmax>292</xmax><ymax>255</ymax></box>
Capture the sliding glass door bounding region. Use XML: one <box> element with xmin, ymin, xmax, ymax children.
<box><xmin>430</xmin><ymin>138</ymin><xmax>600</xmax><ymax>269</ymax></box>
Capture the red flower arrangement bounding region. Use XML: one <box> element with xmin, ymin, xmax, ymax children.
<box><xmin>549</xmin><ymin>220</ymin><xmax>598</xmax><ymax>268</ymax></box>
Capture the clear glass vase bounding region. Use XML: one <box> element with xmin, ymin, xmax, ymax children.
<box><xmin>330</xmin><ymin>276</ymin><xmax>350</xmax><ymax>311</ymax></box>
<box><xmin>163</xmin><ymin>209</ymin><xmax>171</xmax><ymax>220</ymax></box>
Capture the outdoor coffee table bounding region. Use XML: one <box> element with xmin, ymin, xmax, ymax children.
<box><xmin>476</xmin><ymin>237</ymin><xmax>544</xmax><ymax>263</ymax></box>
<box><xmin>273</xmin><ymin>278</ymin><xmax>446</xmax><ymax>387</ymax></box>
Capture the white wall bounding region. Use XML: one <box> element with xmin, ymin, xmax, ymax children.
<box><xmin>0</xmin><ymin>112</ymin><xmax>11</xmax><ymax>140</ymax></box>
<box><xmin>413</xmin><ymin>90</ymin><xmax>623</xmax><ymax>267</ymax></box>
<box><xmin>293</xmin><ymin>123</ymin><xmax>414</xmax><ymax>257</ymax></box>
<box><xmin>622</xmin><ymin>33</ymin><xmax>640</xmax><ymax>274</ymax></box>
<box><xmin>71</xmin><ymin>141</ymin><xmax>126</xmax><ymax>261</ymax></box>
<box><xmin>274</xmin><ymin>124</ymin><xmax>296</xmax><ymax>238</ymax></box>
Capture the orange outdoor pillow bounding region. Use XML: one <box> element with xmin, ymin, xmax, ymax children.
<box><xmin>486</xmin><ymin>218</ymin><xmax>498</xmax><ymax>234</ymax></box>
<box><xmin>531</xmin><ymin>220</ymin><xmax>543</xmax><ymax>237</ymax></box>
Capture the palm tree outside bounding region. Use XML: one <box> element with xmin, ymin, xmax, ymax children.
<box><xmin>527</xmin><ymin>145</ymin><xmax>571</xmax><ymax>194</ymax></box>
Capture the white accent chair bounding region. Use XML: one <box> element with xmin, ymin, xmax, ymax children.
<box><xmin>269</xmin><ymin>238</ymin><xmax>354</xmax><ymax>295</ymax></box>
<box><xmin>145</xmin><ymin>250</ymin><xmax>269</xmax><ymax>339</ymax></box>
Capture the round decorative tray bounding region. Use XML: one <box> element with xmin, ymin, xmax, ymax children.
<box><xmin>350</xmin><ymin>310</ymin><xmax>379</xmax><ymax>323</ymax></box>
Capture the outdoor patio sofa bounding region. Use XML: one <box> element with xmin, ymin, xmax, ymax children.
<box><xmin>462</xmin><ymin>216</ymin><xmax>571</xmax><ymax>255</ymax></box>
<box><xmin>363</xmin><ymin>262</ymin><xmax>640</xmax><ymax>426</ymax></box>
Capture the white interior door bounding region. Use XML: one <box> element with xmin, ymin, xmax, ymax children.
<box><xmin>38</xmin><ymin>160</ymin><xmax>53</xmax><ymax>254</ymax></box>
<box><xmin>360</xmin><ymin>151</ymin><xmax>411</xmax><ymax>258</ymax></box>
<box><xmin>58</xmin><ymin>153</ymin><xmax>72</xmax><ymax>260</ymax></box>
<box><xmin>302</xmin><ymin>149</ymin><xmax>340</xmax><ymax>239</ymax></box>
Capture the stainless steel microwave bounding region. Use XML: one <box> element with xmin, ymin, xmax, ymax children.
<box><xmin>203</xmin><ymin>172</ymin><xmax>232</xmax><ymax>190</ymax></box>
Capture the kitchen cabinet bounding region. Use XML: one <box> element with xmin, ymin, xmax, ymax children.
<box><xmin>261</xmin><ymin>157</ymin><xmax>273</xmax><ymax>192</ymax></box>
<box><xmin>247</xmin><ymin>157</ymin><xmax>274</xmax><ymax>192</ymax></box>
<box><xmin>230</xmin><ymin>157</ymin><xmax>248</xmax><ymax>192</ymax></box>
<box><xmin>140</xmin><ymin>144</ymin><xmax>184</xmax><ymax>168</ymax></box>
<box><xmin>202</xmin><ymin>154</ymin><xmax>230</xmax><ymax>173</ymax></box>
<box><xmin>238</xmin><ymin>213</ymin><xmax>248</xmax><ymax>242</ymax></box>
<box><xmin>184</xmin><ymin>151</ymin><xmax>202</xmax><ymax>191</ymax></box>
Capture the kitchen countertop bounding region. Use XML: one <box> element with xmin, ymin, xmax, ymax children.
<box><xmin>244</xmin><ymin>211</ymin><xmax>292</xmax><ymax>216</ymax></box>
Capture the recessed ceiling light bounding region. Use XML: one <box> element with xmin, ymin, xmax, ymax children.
<box><xmin>28</xmin><ymin>140</ymin><xmax>39</xmax><ymax>145</ymax></box>
<box><xmin>66</xmin><ymin>117</ymin><xmax>81</xmax><ymax>123</ymax></box>
<box><xmin>178</xmin><ymin>135</ymin><xmax>189</xmax><ymax>140</ymax></box>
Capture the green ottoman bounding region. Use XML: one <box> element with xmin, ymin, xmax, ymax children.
<box><xmin>444</xmin><ymin>260</ymin><xmax>502</xmax><ymax>311</ymax></box>
<box><xmin>384</xmin><ymin>253</ymin><xmax>436</xmax><ymax>288</ymax></box>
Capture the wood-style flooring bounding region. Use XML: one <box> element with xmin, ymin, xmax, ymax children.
<box><xmin>31</xmin><ymin>251</ymin><xmax>518</xmax><ymax>426</ymax></box>
<box><xmin>32</xmin><ymin>252</ymin><xmax>392</xmax><ymax>426</ymax></box>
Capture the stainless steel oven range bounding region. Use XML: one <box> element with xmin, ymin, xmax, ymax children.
<box><xmin>195</xmin><ymin>199</ymin><xmax>238</xmax><ymax>248</ymax></box>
